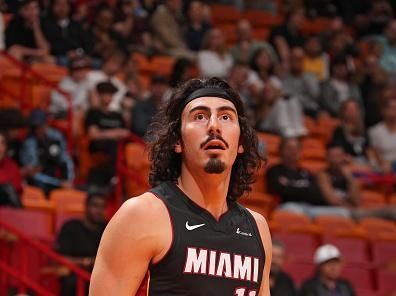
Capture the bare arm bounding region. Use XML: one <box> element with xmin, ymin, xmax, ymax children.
<box><xmin>32</xmin><ymin>18</ymin><xmax>50</xmax><ymax>54</ymax></box>
<box><xmin>316</xmin><ymin>171</ymin><xmax>346</xmax><ymax>206</ymax></box>
<box><xmin>248</xmin><ymin>210</ymin><xmax>272</xmax><ymax>296</ymax></box>
<box><xmin>89</xmin><ymin>193</ymin><xmax>172</xmax><ymax>295</ymax></box>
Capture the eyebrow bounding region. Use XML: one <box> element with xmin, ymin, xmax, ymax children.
<box><xmin>188</xmin><ymin>105</ymin><xmax>237</xmax><ymax>115</ymax></box>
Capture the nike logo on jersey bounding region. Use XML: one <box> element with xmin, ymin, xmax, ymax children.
<box><xmin>236</xmin><ymin>228</ymin><xmax>252</xmax><ymax>237</ymax></box>
<box><xmin>185</xmin><ymin>221</ymin><xmax>205</xmax><ymax>231</ymax></box>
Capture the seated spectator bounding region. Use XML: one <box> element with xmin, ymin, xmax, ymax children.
<box><xmin>131</xmin><ymin>75</ymin><xmax>168</xmax><ymax>137</ymax></box>
<box><xmin>150</xmin><ymin>0</ymin><xmax>194</xmax><ymax>60</ymax></box>
<box><xmin>320</xmin><ymin>55</ymin><xmax>362</xmax><ymax>117</ymax></box>
<box><xmin>42</xmin><ymin>0</ymin><xmax>90</xmax><ymax>66</ymax></box>
<box><xmin>49</xmin><ymin>57</ymin><xmax>91</xmax><ymax>121</ymax></box>
<box><xmin>185</xmin><ymin>1</ymin><xmax>211</xmax><ymax>52</ymax></box>
<box><xmin>87</xmin><ymin>50</ymin><xmax>127</xmax><ymax>112</ymax></box>
<box><xmin>372</xmin><ymin>20</ymin><xmax>396</xmax><ymax>74</ymax></box>
<box><xmin>20</xmin><ymin>109</ymin><xmax>74</xmax><ymax>194</ymax></box>
<box><xmin>326</xmin><ymin>31</ymin><xmax>359</xmax><ymax>64</ymax></box>
<box><xmin>5</xmin><ymin>0</ymin><xmax>53</xmax><ymax>63</ymax></box>
<box><xmin>369</xmin><ymin>96</ymin><xmax>396</xmax><ymax>173</ymax></box>
<box><xmin>197</xmin><ymin>28</ymin><xmax>233</xmax><ymax>79</ymax></box>
<box><xmin>0</xmin><ymin>132</ymin><xmax>22</xmax><ymax>207</ymax></box>
<box><xmin>283</xmin><ymin>47</ymin><xmax>320</xmax><ymax>118</ymax></box>
<box><xmin>55</xmin><ymin>192</ymin><xmax>107</xmax><ymax>296</ymax></box>
<box><xmin>266</xmin><ymin>137</ymin><xmax>350</xmax><ymax>218</ymax></box>
<box><xmin>301</xmin><ymin>244</ymin><xmax>356</xmax><ymax>296</ymax></box>
<box><xmin>270</xmin><ymin>240</ymin><xmax>298</xmax><ymax>296</ymax></box>
<box><xmin>303</xmin><ymin>35</ymin><xmax>329</xmax><ymax>82</ymax></box>
<box><xmin>331</xmin><ymin>100</ymin><xmax>373</xmax><ymax>166</ymax></box>
<box><xmin>85</xmin><ymin>82</ymin><xmax>129</xmax><ymax>185</ymax></box>
<box><xmin>113</xmin><ymin>0</ymin><xmax>152</xmax><ymax>55</ymax></box>
<box><xmin>163</xmin><ymin>58</ymin><xmax>195</xmax><ymax>102</ymax></box>
<box><xmin>269</xmin><ymin>7</ymin><xmax>306</xmax><ymax>70</ymax></box>
<box><xmin>230</xmin><ymin>19</ymin><xmax>277</xmax><ymax>64</ymax></box>
<box><xmin>86</xmin><ymin>4</ymin><xmax>127</xmax><ymax>61</ymax></box>
<box><xmin>317</xmin><ymin>143</ymin><xmax>361</xmax><ymax>208</ymax></box>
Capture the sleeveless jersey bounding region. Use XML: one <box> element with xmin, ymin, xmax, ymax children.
<box><xmin>148</xmin><ymin>181</ymin><xmax>266</xmax><ymax>296</ymax></box>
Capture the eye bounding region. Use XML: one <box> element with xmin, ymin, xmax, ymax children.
<box><xmin>221</xmin><ymin>114</ymin><xmax>231</xmax><ymax>121</ymax></box>
<box><xmin>195</xmin><ymin>113</ymin><xmax>207</xmax><ymax>121</ymax></box>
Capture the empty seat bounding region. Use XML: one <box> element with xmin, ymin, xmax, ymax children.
<box><xmin>322</xmin><ymin>236</ymin><xmax>369</xmax><ymax>266</ymax></box>
<box><xmin>50</xmin><ymin>189</ymin><xmax>87</xmax><ymax>214</ymax></box>
<box><xmin>360</xmin><ymin>191</ymin><xmax>386</xmax><ymax>208</ymax></box>
<box><xmin>360</xmin><ymin>218</ymin><xmax>396</xmax><ymax>239</ymax></box>
<box><xmin>211</xmin><ymin>4</ymin><xmax>241</xmax><ymax>25</ymax></box>
<box><xmin>0</xmin><ymin>208</ymin><xmax>52</xmax><ymax>240</ymax></box>
<box><xmin>256</xmin><ymin>132</ymin><xmax>280</xmax><ymax>156</ymax></box>
<box><xmin>239</xmin><ymin>192</ymin><xmax>275</xmax><ymax>219</ymax></box>
<box><xmin>341</xmin><ymin>265</ymin><xmax>374</xmax><ymax>291</ymax></box>
<box><xmin>272</xmin><ymin>232</ymin><xmax>317</xmax><ymax>262</ymax></box>
<box><xmin>372</xmin><ymin>240</ymin><xmax>396</xmax><ymax>268</ymax></box>
<box><xmin>283</xmin><ymin>261</ymin><xmax>315</xmax><ymax>287</ymax></box>
<box><xmin>377</xmin><ymin>270</ymin><xmax>396</xmax><ymax>293</ymax></box>
<box><xmin>315</xmin><ymin>215</ymin><xmax>357</xmax><ymax>235</ymax></box>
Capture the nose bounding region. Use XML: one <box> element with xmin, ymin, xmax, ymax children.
<box><xmin>208</xmin><ymin>114</ymin><xmax>221</xmax><ymax>135</ymax></box>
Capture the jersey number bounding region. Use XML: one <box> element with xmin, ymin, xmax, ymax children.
<box><xmin>234</xmin><ymin>288</ymin><xmax>256</xmax><ymax>296</ymax></box>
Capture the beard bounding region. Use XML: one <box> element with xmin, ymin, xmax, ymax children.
<box><xmin>204</xmin><ymin>158</ymin><xmax>226</xmax><ymax>174</ymax></box>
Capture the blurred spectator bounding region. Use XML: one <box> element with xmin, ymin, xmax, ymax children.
<box><xmin>317</xmin><ymin>142</ymin><xmax>361</xmax><ymax>208</ymax></box>
<box><xmin>358</xmin><ymin>54</ymin><xmax>388</xmax><ymax>128</ymax></box>
<box><xmin>86</xmin><ymin>4</ymin><xmax>126</xmax><ymax>61</ymax></box>
<box><xmin>320</xmin><ymin>55</ymin><xmax>362</xmax><ymax>117</ymax></box>
<box><xmin>283</xmin><ymin>47</ymin><xmax>320</xmax><ymax>117</ymax></box>
<box><xmin>20</xmin><ymin>109</ymin><xmax>74</xmax><ymax>194</ymax></box>
<box><xmin>230</xmin><ymin>19</ymin><xmax>276</xmax><ymax>64</ymax></box>
<box><xmin>42</xmin><ymin>0</ymin><xmax>90</xmax><ymax>66</ymax></box>
<box><xmin>270</xmin><ymin>240</ymin><xmax>298</xmax><ymax>296</ymax></box>
<box><xmin>319</xmin><ymin>16</ymin><xmax>344</xmax><ymax>53</ymax></box>
<box><xmin>301</xmin><ymin>244</ymin><xmax>356</xmax><ymax>296</ymax></box>
<box><xmin>131</xmin><ymin>74</ymin><xmax>168</xmax><ymax>137</ymax></box>
<box><xmin>368</xmin><ymin>96</ymin><xmax>396</xmax><ymax>173</ymax></box>
<box><xmin>371</xmin><ymin>20</ymin><xmax>396</xmax><ymax>74</ymax></box>
<box><xmin>5</xmin><ymin>0</ymin><xmax>53</xmax><ymax>63</ymax></box>
<box><xmin>331</xmin><ymin>100</ymin><xmax>373</xmax><ymax>165</ymax></box>
<box><xmin>163</xmin><ymin>58</ymin><xmax>195</xmax><ymax>102</ymax></box>
<box><xmin>55</xmin><ymin>192</ymin><xmax>107</xmax><ymax>296</ymax></box>
<box><xmin>49</xmin><ymin>57</ymin><xmax>91</xmax><ymax>120</ymax></box>
<box><xmin>356</xmin><ymin>0</ymin><xmax>393</xmax><ymax>37</ymax></box>
<box><xmin>0</xmin><ymin>132</ymin><xmax>22</xmax><ymax>207</ymax></box>
<box><xmin>303</xmin><ymin>35</ymin><xmax>329</xmax><ymax>82</ymax></box>
<box><xmin>266</xmin><ymin>137</ymin><xmax>350</xmax><ymax>218</ymax></box>
<box><xmin>185</xmin><ymin>1</ymin><xmax>211</xmax><ymax>52</ymax></box>
<box><xmin>113</xmin><ymin>0</ymin><xmax>152</xmax><ymax>55</ymax></box>
<box><xmin>140</xmin><ymin>0</ymin><xmax>159</xmax><ymax>17</ymax></box>
<box><xmin>197</xmin><ymin>28</ymin><xmax>233</xmax><ymax>78</ymax></box>
<box><xmin>150</xmin><ymin>0</ymin><xmax>194</xmax><ymax>60</ymax></box>
<box><xmin>87</xmin><ymin>50</ymin><xmax>127</xmax><ymax>112</ymax></box>
<box><xmin>85</xmin><ymin>82</ymin><xmax>128</xmax><ymax>185</ymax></box>
<box><xmin>326</xmin><ymin>31</ymin><xmax>358</xmax><ymax>63</ymax></box>
<box><xmin>269</xmin><ymin>7</ymin><xmax>305</xmax><ymax>69</ymax></box>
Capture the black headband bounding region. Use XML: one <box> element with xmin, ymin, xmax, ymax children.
<box><xmin>182</xmin><ymin>87</ymin><xmax>233</xmax><ymax>110</ymax></box>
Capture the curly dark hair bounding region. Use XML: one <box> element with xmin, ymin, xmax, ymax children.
<box><xmin>145</xmin><ymin>77</ymin><xmax>264</xmax><ymax>201</ymax></box>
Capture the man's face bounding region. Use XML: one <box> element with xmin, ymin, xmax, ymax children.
<box><xmin>343</xmin><ymin>101</ymin><xmax>361</xmax><ymax>124</ymax></box>
<box><xmin>319</xmin><ymin>259</ymin><xmax>342</xmax><ymax>281</ymax></box>
<box><xmin>237</xmin><ymin>20</ymin><xmax>252</xmax><ymax>42</ymax></box>
<box><xmin>53</xmin><ymin>0</ymin><xmax>70</xmax><ymax>19</ymax></box>
<box><xmin>20</xmin><ymin>1</ymin><xmax>40</xmax><ymax>23</ymax></box>
<box><xmin>103</xmin><ymin>57</ymin><xmax>122</xmax><ymax>76</ymax></box>
<box><xmin>86</xmin><ymin>197</ymin><xmax>106</xmax><ymax>225</ymax></box>
<box><xmin>100</xmin><ymin>93</ymin><xmax>113</xmax><ymax>108</ymax></box>
<box><xmin>71</xmin><ymin>68</ymin><xmax>88</xmax><ymax>82</ymax></box>
<box><xmin>0</xmin><ymin>135</ymin><xmax>6</xmax><ymax>161</ymax></box>
<box><xmin>327</xmin><ymin>147</ymin><xmax>346</xmax><ymax>169</ymax></box>
<box><xmin>96</xmin><ymin>9</ymin><xmax>113</xmax><ymax>30</ymax></box>
<box><xmin>332</xmin><ymin>63</ymin><xmax>348</xmax><ymax>80</ymax></box>
<box><xmin>271</xmin><ymin>245</ymin><xmax>285</xmax><ymax>274</ymax></box>
<box><xmin>289</xmin><ymin>9</ymin><xmax>305</xmax><ymax>30</ymax></box>
<box><xmin>151</xmin><ymin>82</ymin><xmax>168</xmax><ymax>101</ymax></box>
<box><xmin>281</xmin><ymin>139</ymin><xmax>301</xmax><ymax>165</ymax></box>
<box><xmin>177</xmin><ymin>97</ymin><xmax>243</xmax><ymax>175</ymax></box>
<box><xmin>188</xmin><ymin>1</ymin><xmax>204</xmax><ymax>23</ymax></box>
<box><xmin>167</xmin><ymin>0</ymin><xmax>182</xmax><ymax>13</ymax></box>
<box><xmin>383</xmin><ymin>99</ymin><xmax>396</xmax><ymax>123</ymax></box>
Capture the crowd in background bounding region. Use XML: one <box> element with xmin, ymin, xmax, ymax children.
<box><xmin>1</xmin><ymin>0</ymin><xmax>396</xmax><ymax>295</ymax></box>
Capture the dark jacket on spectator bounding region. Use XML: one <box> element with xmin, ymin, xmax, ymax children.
<box><xmin>301</xmin><ymin>275</ymin><xmax>356</xmax><ymax>296</ymax></box>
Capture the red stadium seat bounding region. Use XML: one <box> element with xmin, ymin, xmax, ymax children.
<box><xmin>272</xmin><ymin>232</ymin><xmax>317</xmax><ymax>262</ymax></box>
<box><xmin>322</xmin><ymin>236</ymin><xmax>369</xmax><ymax>266</ymax></box>
<box><xmin>0</xmin><ymin>208</ymin><xmax>52</xmax><ymax>241</ymax></box>
<box><xmin>354</xmin><ymin>288</ymin><xmax>378</xmax><ymax>296</ymax></box>
<box><xmin>372</xmin><ymin>240</ymin><xmax>396</xmax><ymax>269</ymax></box>
<box><xmin>341</xmin><ymin>265</ymin><xmax>374</xmax><ymax>291</ymax></box>
<box><xmin>377</xmin><ymin>270</ymin><xmax>396</xmax><ymax>293</ymax></box>
<box><xmin>282</xmin><ymin>261</ymin><xmax>315</xmax><ymax>287</ymax></box>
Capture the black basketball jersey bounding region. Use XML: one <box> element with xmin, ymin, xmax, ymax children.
<box><xmin>148</xmin><ymin>181</ymin><xmax>266</xmax><ymax>296</ymax></box>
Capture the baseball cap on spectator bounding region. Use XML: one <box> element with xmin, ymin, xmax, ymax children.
<box><xmin>29</xmin><ymin>109</ymin><xmax>48</xmax><ymax>127</ymax></box>
<box><xmin>314</xmin><ymin>244</ymin><xmax>342</xmax><ymax>265</ymax></box>
<box><xmin>96</xmin><ymin>81</ymin><xmax>118</xmax><ymax>94</ymax></box>
<box><xmin>69</xmin><ymin>57</ymin><xmax>91</xmax><ymax>72</ymax></box>
<box><xmin>151</xmin><ymin>74</ymin><xmax>168</xmax><ymax>85</ymax></box>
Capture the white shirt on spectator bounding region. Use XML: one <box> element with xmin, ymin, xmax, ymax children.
<box><xmin>50</xmin><ymin>76</ymin><xmax>90</xmax><ymax>114</ymax></box>
<box><xmin>368</xmin><ymin>122</ymin><xmax>396</xmax><ymax>162</ymax></box>
<box><xmin>86</xmin><ymin>71</ymin><xmax>127</xmax><ymax>112</ymax></box>
<box><xmin>197</xmin><ymin>50</ymin><xmax>233</xmax><ymax>78</ymax></box>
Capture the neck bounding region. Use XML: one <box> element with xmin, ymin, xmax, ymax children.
<box><xmin>284</xmin><ymin>160</ymin><xmax>298</xmax><ymax>170</ymax></box>
<box><xmin>319</xmin><ymin>275</ymin><xmax>337</xmax><ymax>290</ymax></box>
<box><xmin>385</xmin><ymin>120</ymin><xmax>396</xmax><ymax>131</ymax></box>
<box><xmin>83</xmin><ymin>217</ymin><xmax>99</xmax><ymax>230</ymax></box>
<box><xmin>177</xmin><ymin>162</ymin><xmax>232</xmax><ymax>220</ymax></box>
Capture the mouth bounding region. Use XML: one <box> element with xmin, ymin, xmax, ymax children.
<box><xmin>203</xmin><ymin>140</ymin><xmax>226</xmax><ymax>151</ymax></box>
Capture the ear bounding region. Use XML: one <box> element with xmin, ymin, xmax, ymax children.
<box><xmin>237</xmin><ymin>144</ymin><xmax>244</xmax><ymax>154</ymax></box>
<box><xmin>174</xmin><ymin>141</ymin><xmax>182</xmax><ymax>153</ymax></box>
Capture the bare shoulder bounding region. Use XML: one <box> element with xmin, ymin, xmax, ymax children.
<box><xmin>246</xmin><ymin>209</ymin><xmax>272</xmax><ymax>247</ymax></box>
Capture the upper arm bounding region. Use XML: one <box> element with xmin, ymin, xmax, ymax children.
<box><xmin>249</xmin><ymin>211</ymin><xmax>272</xmax><ymax>296</ymax></box>
<box><xmin>316</xmin><ymin>171</ymin><xmax>338</xmax><ymax>205</ymax></box>
<box><xmin>89</xmin><ymin>194</ymin><xmax>171</xmax><ymax>295</ymax></box>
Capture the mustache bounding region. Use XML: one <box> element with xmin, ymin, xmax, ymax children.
<box><xmin>200</xmin><ymin>135</ymin><xmax>229</xmax><ymax>149</ymax></box>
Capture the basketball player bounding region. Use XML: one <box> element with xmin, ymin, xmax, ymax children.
<box><xmin>90</xmin><ymin>78</ymin><xmax>272</xmax><ymax>295</ymax></box>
